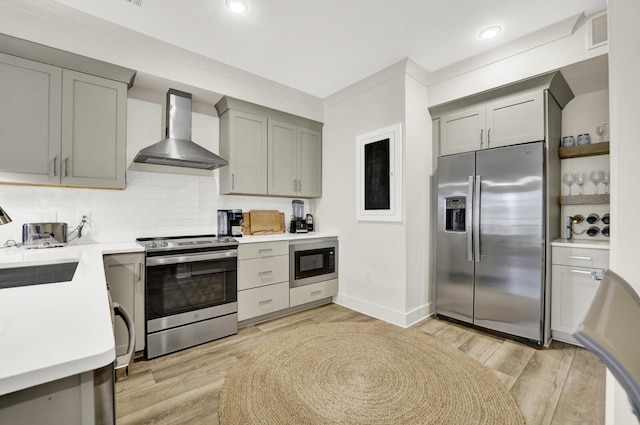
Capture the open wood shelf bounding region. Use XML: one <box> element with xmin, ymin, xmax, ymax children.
<box><xmin>558</xmin><ymin>194</ymin><xmax>610</xmax><ymax>205</ymax></box>
<box><xmin>558</xmin><ymin>141</ymin><xmax>610</xmax><ymax>159</ymax></box>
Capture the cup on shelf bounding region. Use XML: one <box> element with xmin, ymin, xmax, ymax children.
<box><xmin>589</xmin><ymin>170</ymin><xmax>604</xmax><ymax>194</ymax></box>
<box><xmin>574</xmin><ymin>172</ymin><xmax>586</xmax><ymax>195</ymax></box>
<box><xmin>562</xmin><ymin>136</ymin><xmax>575</xmax><ymax>147</ymax></box>
<box><xmin>577</xmin><ymin>134</ymin><xmax>591</xmax><ymax>145</ymax></box>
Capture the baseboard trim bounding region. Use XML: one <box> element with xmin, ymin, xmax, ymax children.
<box><xmin>334</xmin><ymin>293</ymin><xmax>432</xmax><ymax>328</ymax></box>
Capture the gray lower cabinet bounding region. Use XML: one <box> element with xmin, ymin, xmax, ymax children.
<box><xmin>0</xmin><ymin>53</ymin><xmax>128</xmax><ymax>189</ymax></box>
<box><xmin>237</xmin><ymin>241</ymin><xmax>290</xmax><ymax>321</ymax></box>
<box><xmin>551</xmin><ymin>245</ymin><xmax>609</xmax><ymax>345</ymax></box>
<box><xmin>216</xmin><ymin>96</ymin><xmax>323</xmax><ymax>198</ymax></box>
<box><xmin>103</xmin><ymin>253</ymin><xmax>145</xmax><ymax>355</ymax></box>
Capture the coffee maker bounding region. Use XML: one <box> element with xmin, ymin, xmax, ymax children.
<box><xmin>289</xmin><ymin>200</ymin><xmax>308</xmax><ymax>233</ymax></box>
<box><xmin>217</xmin><ymin>209</ymin><xmax>244</xmax><ymax>238</ymax></box>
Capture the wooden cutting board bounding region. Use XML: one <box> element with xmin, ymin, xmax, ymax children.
<box><xmin>248</xmin><ymin>210</ymin><xmax>285</xmax><ymax>234</ymax></box>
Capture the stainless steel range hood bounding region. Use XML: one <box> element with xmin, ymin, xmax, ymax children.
<box><xmin>134</xmin><ymin>89</ymin><xmax>228</xmax><ymax>170</ymax></box>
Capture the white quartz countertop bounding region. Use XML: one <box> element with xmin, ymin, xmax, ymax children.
<box><xmin>551</xmin><ymin>238</ymin><xmax>610</xmax><ymax>249</ymax></box>
<box><xmin>237</xmin><ymin>232</ymin><xmax>338</xmax><ymax>244</ymax></box>
<box><xmin>0</xmin><ymin>241</ymin><xmax>143</xmax><ymax>396</ymax></box>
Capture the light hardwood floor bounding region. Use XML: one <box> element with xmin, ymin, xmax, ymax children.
<box><xmin>115</xmin><ymin>304</ymin><xmax>605</xmax><ymax>425</ymax></box>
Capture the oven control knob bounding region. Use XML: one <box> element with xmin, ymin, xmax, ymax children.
<box><xmin>148</xmin><ymin>241</ymin><xmax>157</xmax><ymax>249</ymax></box>
<box><xmin>160</xmin><ymin>241</ymin><xmax>168</xmax><ymax>248</ymax></box>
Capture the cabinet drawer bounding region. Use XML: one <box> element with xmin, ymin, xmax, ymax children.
<box><xmin>238</xmin><ymin>281</ymin><xmax>289</xmax><ymax>321</ymax></box>
<box><xmin>552</xmin><ymin>246</ymin><xmax>609</xmax><ymax>269</ymax></box>
<box><xmin>238</xmin><ymin>255</ymin><xmax>289</xmax><ymax>290</ymax></box>
<box><xmin>290</xmin><ymin>279</ymin><xmax>338</xmax><ymax>308</ymax></box>
<box><xmin>238</xmin><ymin>241</ymin><xmax>289</xmax><ymax>260</ymax></box>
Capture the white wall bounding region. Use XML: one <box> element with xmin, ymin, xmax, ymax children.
<box><xmin>318</xmin><ymin>68</ymin><xmax>409</xmax><ymax>325</ymax></box>
<box><xmin>403</xmin><ymin>74</ymin><xmax>432</xmax><ymax>320</ymax></box>
<box><xmin>607</xmin><ymin>0</ymin><xmax>640</xmax><ymax>423</ymax></box>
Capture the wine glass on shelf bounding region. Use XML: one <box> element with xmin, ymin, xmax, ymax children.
<box><xmin>574</xmin><ymin>172</ymin><xmax>586</xmax><ymax>195</ymax></box>
<box><xmin>589</xmin><ymin>170</ymin><xmax>604</xmax><ymax>194</ymax></box>
<box><xmin>603</xmin><ymin>171</ymin><xmax>610</xmax><ymax>194</ymax></box>
<box><xmin>562</xmin><ymin>172</ymin><xmax>575</xmax><ymax>196</ymax></box>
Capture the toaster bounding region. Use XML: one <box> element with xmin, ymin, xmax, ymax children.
<box><xmin>22</xmin><ymin>222</ymin><xmax>68</xmax><ymax>248</ymax></box>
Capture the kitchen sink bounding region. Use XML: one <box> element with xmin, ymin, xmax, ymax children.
<box><xmin>0</xmin><ymin>261</ymin><xmax>79</xmax><ymax>289</ymax></box>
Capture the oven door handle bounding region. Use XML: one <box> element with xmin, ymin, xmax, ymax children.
<box><xmin>146</xmin><ymin>250</ymin><xmax>237</xmax><ymax>266</ymax></box>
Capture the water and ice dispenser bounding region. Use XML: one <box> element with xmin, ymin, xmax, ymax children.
<box><xmin>445</xmin><ymin>197</ymin><xmax>466</xmax><ymax>232</ymax></box>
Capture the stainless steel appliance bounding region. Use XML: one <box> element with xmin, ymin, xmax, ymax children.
<box><xmin>290</xmin><ymin>200</ymin><xmax>307</xmax><ymax>233</ymax></box>
<box><xmin>290</xmin><ymin>239</ymin><xmax>338</xmax><ymax>288</ymax></box>
<box><xmin>436</xmin><ymin>141</ymin><xmax>551</xmax><ymax>345</ymax></box>
<box><xmin>137</xmin><ymin>235</ymin><xmax>238</xmax><ymax>359</ymax></box>
<box><xmin>22</xmin><ymin>222</ymin><xmax>68</xmax><ymax>248</ymax></box>
<box><xmin>134</xmin><ymin>89</ymin><xmax>228</xmax><ymax>170</ymax></box>
<box><xmin>217</xmin><ymin>209</ymin><xmax>244</xmax><ymax>237</ymax></box>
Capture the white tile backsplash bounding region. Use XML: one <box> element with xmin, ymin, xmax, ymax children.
<box><xmin>0</xmin><ymin>170</ymin><xmax>304</xmax><ymax>245</ymax></box>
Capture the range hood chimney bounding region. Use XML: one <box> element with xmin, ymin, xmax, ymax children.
<box><xmin>134</xmin><ymin>89</ymin><xmax>228</xmax><ymax>170</ymax></box>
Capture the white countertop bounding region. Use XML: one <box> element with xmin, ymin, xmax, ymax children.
<box><xmin>0</xmin><ymin>241</ymin><xmax>143</xmax><ymax>396</ymax></box>
<box><xmin>236</xmin><ymin>232</ymin><xmax>338</xmax><ymax>244</ymax></box>
<box><xmin>551</xmin><ymin>238</ymin><xmax>610</xmax><ymax>249</ymax></box>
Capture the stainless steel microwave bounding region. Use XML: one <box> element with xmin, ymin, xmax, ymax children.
<box><xmin>290</xmin><ymin>239</ymin><xmax>338</xmax><ymax>288</ymax></box>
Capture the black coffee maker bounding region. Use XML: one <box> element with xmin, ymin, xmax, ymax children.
<box><xmin>289</xmin><ymin>200</ymin><xmax>308</xmax><ymax>233</ymax></box>
<box><xmin>217</xmin><ymin>209</ymin><xmax>244</xmax><ymax>237</ymax></box>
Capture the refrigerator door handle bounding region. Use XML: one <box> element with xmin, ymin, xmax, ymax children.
<box><xmin>474</xmin><ymin>175</ymin><xmax>482</xmax><ymax>263</ymax></box>
<box><xmin>467</xmin><ymin>176</ymin><xmax>474</xmax><ymax>262</ymax></box>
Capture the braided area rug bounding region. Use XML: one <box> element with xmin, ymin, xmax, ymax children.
<box><xmin>219</xmin><ymin>321</ymin><xmax>524</xmax><ymax>425</ymax></box>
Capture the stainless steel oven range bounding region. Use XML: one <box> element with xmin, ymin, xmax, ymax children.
<box><xmin>137</xmin><ymin>235</ymin><xmax>238</xmax><ymax>359</ymax></box>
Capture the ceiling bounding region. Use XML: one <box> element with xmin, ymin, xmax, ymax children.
<box><xmin>49</xmin><ymin>0</ymin><xmax>606</xmax><ymax>99</ymax></box>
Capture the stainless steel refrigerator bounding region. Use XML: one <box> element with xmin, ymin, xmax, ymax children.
<box><xmin>436</xmin><ymin>141</ymin><xmax>547</xmax><ymax>344</ymax></box>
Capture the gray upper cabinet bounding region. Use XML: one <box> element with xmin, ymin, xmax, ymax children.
<box><xmin>438</xmin><ymin>90</ymin><xmax>543</xmax><ymax>156</ymax></box>
<box><xmin>216</xmin><ymin>96</ymin><xmax>323</xmax><ymax>198</ymax></box>
<box><xmin>61</xmin><ymin>70</ymin><xmax>127</xmax><ymax>189</ymax></box>
<box><xmin>268</xmin><ymin>120</ymin><xmax>322</xmax><ymax>197</ymax></box>
<box><xmin>219</xmin><ymin>110</ymin><xmax>268</xmax><ymax>195</ymax></box>
<box><xmin>0</xmin><ymin>36</ymin><xmax>135</xmax><ymax>189</ymax></box>
<box><xmin>432</xmin><ymin>73</ymin><xmax>575</xmax><ymax>158</ymax></box>
<box><xmin>0</xmin><ymin>53</ymin><xmax>62</xmax><ymax>185</ymax></box>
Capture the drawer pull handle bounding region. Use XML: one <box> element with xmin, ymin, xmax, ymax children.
<box><xmin>310</xmin><ymin>290</ymin><xmax>322</xmax><ymax>296</ymax></box>
<box><xmin>258</xmin><ymin>299</ymin><xmax>273</xmax><ymax>305</ymax></box>
<box><xmin>258</xmin><ymin>249</ymin><xmax>273</xmax><ymax>255</ymax></box>
<box><xmin>569</xmin><ymin>269</ymin><xmax>593</xmax><ymax>275</ymax></box>
<box><xmin>568</xmin><ymin>256</ymin><xmax>592</xmax><ymax>260</ymax></box>
<box><xmin>259</xmin><ymin>270</ymin><xmax>273</xmax><ymax>276</ymax></box>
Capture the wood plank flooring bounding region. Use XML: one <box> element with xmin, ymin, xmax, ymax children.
<box><xmin>115</xmin><ymin>304</ymin><xmax>605</xmax><ymax>425</ymax></box>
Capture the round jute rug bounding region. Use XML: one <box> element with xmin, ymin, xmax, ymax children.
<box><xmin>219</xmin><ymin>322</ymin><xmax>525</xmax><ymax>425</ymax></box>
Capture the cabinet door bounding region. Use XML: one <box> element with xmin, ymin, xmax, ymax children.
<box><xmin>485</xmin><ymin>91</ymin><xmax>544</xmax><ymax>148</ymax></box>
<box><xmin>103</xmin><ymin>253</ymin><xmax>145</xmax><ymax>355</ymax></box>
<box><xmin>551</xmin><ymin>264</ymin><xmax>600</xmax><ymax>344</ymax></box>
<box><xmin>222</xmin><ymin>110</ymin><xmax>267</xmax><ymax>195</ymax></box>
<box><xmin>439</xmin><ymin>105</ymin><xmax>485</xmax><ymax>156</ymax></box>
<box><xmin>0</xmin><ymin>53</ymin><xmax>62</xmax><ymax>185</ymax></box>
<box><xmin>297</xmin><ymin>126</ymin><xmax>322</xmax><ymax>197</ymax></box>
<box><xmin>268</xmin><ymin>119</ymin><xmax>297</xmax><ymax>196</ymax></box>
<box><xmin>61</xmin><ymin>70</ymin><xmax>127</xmax><ymax>189</ymax></box>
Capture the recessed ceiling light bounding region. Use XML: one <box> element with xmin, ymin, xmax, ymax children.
<box><xmin>226</xmin><ymin>0</ymin><xmax>248</xmax><ymax>14</ymax></box>
<box><xmin>479</xmin><ymin>26</ymin><xmax>502</xmax><ymax>40</ymax></box>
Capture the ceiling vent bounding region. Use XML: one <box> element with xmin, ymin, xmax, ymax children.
<box><xmin>124</xmin><ymin>0</ymin><xmax>143</xmax><ymax>6</ymax></box>
<box><xmin>587</xmin><ymin>11</ymin><xmax>608</xmax><ymax>50</ymax></box>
